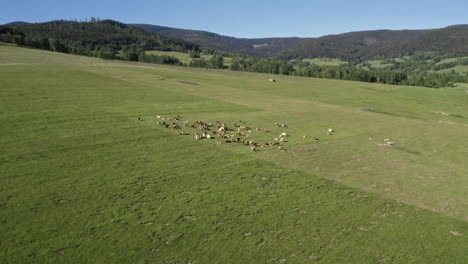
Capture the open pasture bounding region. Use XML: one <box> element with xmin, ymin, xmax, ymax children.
<box><xmin>300</xmin><ymin>58</ymin><xmax>347</xmax><ymax>66</ymax></box>
<box><xmin>1</xmin><ymin>46</ymin><xmax>467</xmax><ymax>263</ymax></box>
<box><xmin>144</xmin><ymin>50</ymin><xmax>232</xmax><ymax>66</ymax></box>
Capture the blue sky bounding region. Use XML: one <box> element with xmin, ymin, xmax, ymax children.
<box><xmin>2</xmin><ymin>0</ymin><xmax>467</xmax><ymax>38</ymax></box>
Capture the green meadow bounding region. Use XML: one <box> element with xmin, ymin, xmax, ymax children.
<box><xmin>301</xmin><ymin>58</ymin><xmax>347</xmax><ymax>66</ymax></box>
<box><xmin>1</xmin><ymin>46</ymin><xmax>467</xmax><ymax>263</ymax></box>
<box><xmin>145</xmin><ymin>50</ymin><xmax>232</xmax><ymax>66</ymax></box>
<box><xmin>437</xmin><ymin>65</ymin><xmax>468</xmax><ymax>74</ymax></box>
<box><xmin>367</xmin><ymin>60</ymin><xmax>394</xmax><ymax>69</ymax></box>
<box><xmin>436</xmin><ymin>56</ymin><xmax>468</xmax><ymax>65</ymax></box>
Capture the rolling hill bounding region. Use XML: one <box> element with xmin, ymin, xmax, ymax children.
<box><xmin>4</xmin><ymin>20</ymin><xmax>199</xmax><ymax>54</ymax></box>
<box><xmin>132</xmin><ymin>24</ymin><xmax>307</xmax><ymax>57</ymax></box>
<box><xmin>281</xmin><ymin>25</ymin><xmax>468</xmax><ymax>59</ymax></box>
<box><xmin>6</xmin><ymin>20</ymin><xmax>468</xmax><ymax>60</ymax></box>
<box><xmin>134</xmin><ymin>23</ymin><xmax>468</xmax><ymax>59</ymax></box>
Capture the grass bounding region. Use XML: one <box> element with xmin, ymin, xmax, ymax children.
<box><xmin>1</xmin><ymin>46</ymin><xmax>467</xmax><ymax>263</ymax></box>
<box><xmin>145</xmin><ymin>50</ymin><xmax>232</xmax><ymax>66</ymax></box>
<box><xmin>434</xmin><ymin>56</ymin><xmax>468</xmax><ymax>74</ymax></box>
<box><xmin>365</xmin><ymin>55</ymin><xmax>468</xmax><ymax>74</ymax></box>
<box><xmin>367</xmin><ymin>60</ymin><xmax>394</xmax><ymax>69</ymax></box>
<box><xmin>300</xmin><ymin>58</ymin><xmax>347</xmax><ymax>66</ymax></box>
<box><xmin>437</xmin><ymin>65</ymin><xmax>468</xmax><ymax>74</ymax></box>
<box><xmin>436</xmin><ymin>56</ymin><xmax>468</xmax><ymax>65</ymax></box>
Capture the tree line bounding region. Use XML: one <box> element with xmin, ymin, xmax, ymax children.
<box><xmin>219</xmin><ymin>56</ymin><xmax>467</xmax><ymax>88</ymax></box>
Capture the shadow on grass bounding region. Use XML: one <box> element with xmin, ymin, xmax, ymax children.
<box><xmin>392</xmin><ymin>146</ymin><xmax>421</xmax><ymax>156</ymax></box>
<box><xmin>363</xmin><ymin>108</ymin><xmax>425</xmax><ymax>120</ymax></box>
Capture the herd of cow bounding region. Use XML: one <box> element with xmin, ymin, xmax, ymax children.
<box><xmin>150</xmin><ymin>115</ymin><xmax>301</xmax><ymax>152</ymax></box>
<box><xmin>149</xmin><ymin>115</ymin><xmax>308</xmax><ymax>152</ymax></box>
<box><xmin>144</xmin><ymin>115</ymin><xmax>395</xmax><ymax>152</ymax></box>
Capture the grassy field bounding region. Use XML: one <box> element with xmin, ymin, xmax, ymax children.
<box><xmin>437</xmin><ymin>65</ymin><xmax>468</xmax><ymax>74</ymax></box>
<box><xmin>145</xmin><ymin>50</ymin><xmax>232</xmax><ymax>66</ymax></box>
<box><xmin>366</xmin><ymin>55</ymin><xmax>468</xmax><ymax>74</ymax></box>
<box><xmin>436</xmin><ymin>56</ymin><xmax>468</xmax><ymax>65</ymax></box>
<box><xmin>433</xmin><ymin>56</ymin><xmax>468</xmax><ymax>74</ymax></box>
<box><xmin>1</xmin><ymin>46</ymin><xmax>467</xmax><ymax>263</ymax></box>
<box><xmin>300</xmin><ymin>58</ymin><xmax>347</xmax><ymax>66</ymax></box>
<box><xmin>367</xmin><ymin>60</ymin><xmax>394</xmax><ymax>69</ymax></box>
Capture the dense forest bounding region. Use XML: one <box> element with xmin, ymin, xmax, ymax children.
<box><xmin>136</xmin><ymin>23</ymin><xmax>468</xmax><ymax>60</ymax></box>
<box><xmin>279</xmin><ymin>25</ymin><xmax>468</xmax><ymax>60</ymax></box>
<box><xmin>134</xmin><ymin>24</ymin><xmax>306</xmax><ymax>57</ymax></box>
<box><xmin>1</xmin><ymin>19</ymin><xmax>198</xmax><ymax>63</ymax></box>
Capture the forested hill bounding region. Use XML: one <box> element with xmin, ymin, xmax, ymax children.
<box><xmin>133</xmin><ymin>24</ymin><xmax>307</xmax><ymax>57</ymax></box>
<box><xmin>134</xmin><ymin>23</ymin><xmax>468</xmax><ymax>60</ymax></box>
<box><xmin>5</xmin><ymin>21</ymin><xmax>468</xmax><ymax>60</ymax></box>
<box><xmin>3</xmin><ymin>20</ymin><xmax>199</xmax><ymax>57</ymax></box>
<box><xmin>279</xmin><ymin>25</ymin><xmax>468</xmax><ymax>59</ymax></box>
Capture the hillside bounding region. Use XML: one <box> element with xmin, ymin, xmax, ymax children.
<box><xmin>280</xmin><ymin>25</ymin><xmax>468</xmax><ymax>59</ymax></box>
<box><xmin>3</xmin><ymin>20</ymin><xmax>199</xmax><ymax>56</ymax></box>
<box><xmin>6</xmin><ymin>20</ymin><xmax>468</xmax><ymax>61</ymax></box>
<box><xmin>133</xmin><ymin>24</ymin><xmax>306</xmax><ymax>57</ymax></box>
<box><xmin>134</xmin><ymin>23</ymin><xmax>468</xmax><ymax>60</ymax></box>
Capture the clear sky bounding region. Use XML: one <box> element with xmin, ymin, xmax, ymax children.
<box><xmin>2</xmin><ymin>0</ymin><xmax>467</xmax><ymax>38</ymax></box>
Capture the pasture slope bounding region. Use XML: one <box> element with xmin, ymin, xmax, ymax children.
<box><xmin>144</xmin><ymin>50</ymin><xmax>232</xmax><ymax>66</ymax></box>
<box><xmin>0</xmin><ymin>46</ymin><xmax>467</xmax><ymax>263</ymax></box>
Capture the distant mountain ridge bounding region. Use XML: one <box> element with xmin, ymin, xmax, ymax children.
<box><xmin>4</xmin><ymin>20</ymin><xmax>468</xmax><ymax>60</ymax></box>
<box><xmin>132</xmin><ymin>24</ymin><xmax>308</xmax><ymax>57</ymax></box>
<box><xmin>280</xmin><ymin>25</ymin><xmax>468</xmax><ymax>59</ymax></box>
<box><xmin>134</xmin><ymin>23</ymin><xmax>468</xmax><ymax>59</ymax></box>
